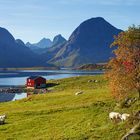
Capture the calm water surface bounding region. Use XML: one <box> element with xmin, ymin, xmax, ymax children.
<box><xmin>0</xmin><ymin>69</ymin><xmax>103</xmax><ymax>86</ymax></box>
<box><xmin>0</xmin><ymin>93</ymin><xmax>27</xmax><ymax>102</ymax></box>
<box><xmin>0</xmin><ymin>69</ymin><xmax>103</xmax><ymax>102</ymax></box>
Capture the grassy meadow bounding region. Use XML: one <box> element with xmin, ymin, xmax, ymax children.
<box><xmin>0</xmin><ymin>75</ymin><xmax>140</xmax><ymax>140</ymax></box>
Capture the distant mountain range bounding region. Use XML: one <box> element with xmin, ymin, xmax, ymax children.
<box><xmin>0</xmin><ymin>17</ymin><xmax>123</xmax><ymax>68</ymax></box>
<box><xmin>52</xmin><ymin>34</ymin><xmax>66</xmax><ymax>46</ymax></box>
<box><xmin>26</xmin><ymin>34</ymin><xmax>66</xmax><ymax>54</ymax></box>
<box><xmin>0</xmin><ymin>27</ymin><xmax>53</xmax><ymax>68</ymax></box>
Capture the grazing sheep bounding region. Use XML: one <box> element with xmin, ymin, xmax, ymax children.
<box><xmin>0</xmin><ymin>117</ymin><xmax>5</xmax><ymax>124</ymax></box>
<box><xmin>109</xmin><ymin>112</ymin><xmax>122</xmax><ymax>121</ymax></box>
<box><xmin>0</xmin><ymin>115</ymin><xmax>6</xmax><ymax>125</ymax></box>
<box><xmin>0</xmin><ymin>115</ymin><xmax>6</xmax><ymax>119</ymax></box>
<box><xmin>121</xmin><ymin>113</ymin><xmax>130</xmax><ymax>121</ymax></box>
<box><xmin>88</xmin><ymin>80</ymin><xmax>98</xmax><ymax>83</ymax></box>
<box><xmin>94</xmin><ymin>80</ymin><xmax>98</xmax><ymax>83</ymax></box>
<box><xmin>75</xmin><ymin>91</ymin><xmax>83</xmax><ymax>95</ymax></box>
<box><xmin>88</xmin><ymin>80</ymin><xmax>92</xmax><ymax>83</ymax></box>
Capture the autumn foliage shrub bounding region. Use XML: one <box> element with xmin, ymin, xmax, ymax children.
<box><xmin>106</xmin><ymin>26</ymin><xmax>140</xmax><ymax>100</ymax></box>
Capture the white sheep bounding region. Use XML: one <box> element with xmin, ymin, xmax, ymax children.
<box><xmin>0</xmin><ymin>115</ymin><xmax>6</xmax><ymax>119</ymax></box>
<box><xmin>121</xmin><ymin>113</ymin><xmax>130</xmax><ymax>121</ymax></box>
<box><xmin>0</xmin><ymin>117</ymin><xmax>5</xmax><ymax>124</ymax></box>
<box><xmin>75</xmin><ymin>91</ymin><xmax>83</xmax><ymax>95</ymax></box>
<box><xmin>0</xmin><ymin>115</ymin><xmax>7</xmax><ymax>125</ymax></box>
<box><xmin>109</xmin><ymin>112</ymin><xmax>122</xmax><ymax>121</ymax></box>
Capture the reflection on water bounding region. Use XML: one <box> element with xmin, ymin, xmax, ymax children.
<box><xmin>0</xmin><ymin>69</ymin><xmax>104</xmax><ymax>102</ymax></box>
<box><xmin>0</xmin><ymin>93</ymin><xmax>27</xmax><ymax>102</ymax></box>
<box><xmin>12</xmin><ymin>93</ymin><xmax>27</xmax><ymax>101</ymax></box>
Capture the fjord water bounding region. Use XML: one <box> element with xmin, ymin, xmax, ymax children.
<box><xmin>0</xmin><ymin>69</ymin><xmax>103</xmax><ymax>102</ymax></box>
<box><xmin>0</xmin><ymin>69</ymin><xmax>103</xmax><ymax>86</ymax></box>
<box><xmin>0</xmin><ymin>93</ymin><xmax>27</xmax><ymax>102</ymax></box>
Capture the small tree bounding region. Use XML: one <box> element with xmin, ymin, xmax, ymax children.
<box><xmin>107</xmin><ymin>26</ymin><xmax>140</xmax><ymax>100</ymax></box>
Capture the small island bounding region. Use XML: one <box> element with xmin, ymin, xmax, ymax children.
<box><xmin>75</xmin><ymin>63</ymin><xmax>107</xmax><ymax>70</ymax></box>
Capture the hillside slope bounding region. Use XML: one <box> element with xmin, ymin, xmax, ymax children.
<box><xmin>0</xmin><ymin>27</ymin><xmax>40</xmax><ymax>67</ymax></box>
<box><xmin>0</xmin><ymin>27</ymin><xmax>55</xmax><ymax>68</ymax></box>
<box><xmin>26</xmin><ymin>35</ymin><xmax>66</xmax><ymax>55</ymax></box>
<box><xmin>49</xmin><ymin>17</ymin><xmax>122</xmax><ymax>67</ymax></box>
<box><xmin>0</xmin><ymin>76</ymin><xmax>139</xmax><ymax>140</ymax></box>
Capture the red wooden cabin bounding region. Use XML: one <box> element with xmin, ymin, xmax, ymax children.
<box><xmin>26</xmin><ymin>76</ymin><xmax>46</xmax><ymax>89</ymax></box>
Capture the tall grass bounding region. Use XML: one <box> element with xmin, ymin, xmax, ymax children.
<box><xmin>0</xmin><ymin>75</ymin><xmax>139</xmax><ymax>140</ymax></box>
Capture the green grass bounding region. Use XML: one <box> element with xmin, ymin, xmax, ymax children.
<box><xmin>0</xmin><ymin>75</ymin><xmax>139</xmax><ymax>140</ymax></box>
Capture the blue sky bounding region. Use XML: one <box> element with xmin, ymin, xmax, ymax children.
<box><xmin>0</xmin><ymin>0</ymin><xmax>139</xmax><ymax>43</ymax></box>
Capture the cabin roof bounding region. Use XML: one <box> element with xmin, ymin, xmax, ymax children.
<box><xmin>27</xmin><ymin>76</ymin><xmax>45</xmax><ymax>80</ymax></box>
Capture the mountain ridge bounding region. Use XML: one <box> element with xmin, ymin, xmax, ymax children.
<box><xmin>26</xmin><ymin>34</ymin><xmax>66</xmax><ymax>54</ymax></box>
<box><xmin>0</xmin><ymin>17</ymin><xmax>123</xmax><ymax>68</ymax></box>
<box><xmin>48</xmin><ymin>17</ymin><xmax>123</xmax><ymax>67</ymax></box>
<box><xmin>0</xmin><ymin>27</ymin><xmax>54</xmax><ymax>68</ymax></box>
